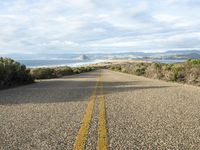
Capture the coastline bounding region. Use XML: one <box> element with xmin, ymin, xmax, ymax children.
<box><xmin>17</xmin><ymin>59</ymin><xmax>106</xmax><ymax>68</ymax></box>
<box><xmin>17</xmin><ymin>58</ymin><xmax>187</xmax><ymax>69</ymax></box>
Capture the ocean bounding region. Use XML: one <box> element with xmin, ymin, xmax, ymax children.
<box><xmin>17</xmin><ymin>59</ymin><xmax>186</xmax><ymax>68</ymax></box>
<box><xmin>17</xmin><ymin>59</ymin><xmax>103</xmax><ymax>68</ymax></box>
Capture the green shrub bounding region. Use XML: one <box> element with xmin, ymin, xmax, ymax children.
<box><xmin>109</xmin><ymin>65</ymin><xmax>122</xmax><ymax>72</ymax></box>
<box><xmin>55</xmin><ymin>67</ymin><xmax>73</xmax><ymax>77</ymax></box>
<box><xmin>145</xmin><ymin>63</ymin><xmax>163</xmax><ymax>79</ymax></box>
<box><xmin>31</xmin><ymin>68</ymin><xmax>56</xmax><ymax>79</ymax></box>
<box><xmin>134</xmin><ymin>67</ymin><xmax>146</xmax><ymax>76</ymax></box>
<box><xmin>0</xmin><ymin>57</ymin><xmax>33</xmax><ymax>88</ymax></box>
<box><xmin>72</xmin><ymin>68</ymin><xmax>81</xmax><ymax>74</ymax></box>
<box><xmin>107</xmin><ymin>60</ymin><xmax>200</xmax><ymax>86</ymax></box>
<box><xmin>30</xmin><ymin>66</ymin><xmax>94</xmax><ymax>79</ymax></box>
<box><xmin>72</xmin><ymin>66</ymin><xmax>94</xmax><ymax>74</ymax></box>
<box><xmin>186</xmin><ymin>65</ymin><xmax>200</xmax><ymax>85</ymax></box>
<box><xmin>187</xmin><ymin>59</ymin><xmax>200</xmax><ymax>65</ymax></box>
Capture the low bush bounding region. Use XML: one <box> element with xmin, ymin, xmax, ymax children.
<box><xmin>108</xmin><ymin>59</ymin><xmax>200</xmax><ymax>86</ymax></box>
<box><xmin>187</xmin><ymin>59</ymin><xmax>200</xmax><ymax>65</ymax></box>
<box><xmin>30</xmin><ymin>66</ymin><xmax>95</xmax><ymax>79</ymax></box>
<box><xmin>0</xmin><ymin>57</ymin><xmax>34</xmax><ymax>88</ymax></box>
<box><xmin>55</xmin><ymin>67</ymin><xmax>73</xmax><ymax>77</ymax></box>
<box><xmin>0</xmin><ymin>58</ymin><xmax>95</xmax><ymax>88</ymax></box>
<box><xmin>30</xmin><ymin>68</ymin><xmax>56</xmax><ymax>79</ymax></box>
<box><xmin>72</xmin><ymin>66</ymin><xmax>94</xmax><ymax>74</ymax></box>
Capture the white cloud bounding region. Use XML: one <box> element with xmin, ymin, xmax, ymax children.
<box><xmin>92</xmin><ymin>28</ymin><xmax>106</xmax><ymax>33</ymax></box>
<box><xmin>153</xmin><ymin>14</ymin><xmax>179</xmax><ymax>24</ymax></box>
<box><xmin>0</xmin><ymin>0</ymin><xmax>200</xmax><ymax>54</ymax></box>
<box><xmin>85</xmin><ymin>31</ymin><xmax>200</xmax><ymax>52</ymax></box>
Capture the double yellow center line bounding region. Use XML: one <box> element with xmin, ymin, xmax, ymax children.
<box><xmin>73</xmin><ymin>76</ymin><xmax>108</xmax><ymax>150</ymax></box>
<box><xmin>98</xmin><ymin>76</ymin><xmax>108</xmax><ymax>150</ymax></box>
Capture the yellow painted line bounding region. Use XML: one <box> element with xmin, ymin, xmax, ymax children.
<box><xmin>73</xmin><ymin>78</ymin><xmax>99</xmax><ymax>150</ymax></box>
<box><xmin>97</xmin><ymin>76</ymin><xmax>108</xmax><ymax>150</ymax></box>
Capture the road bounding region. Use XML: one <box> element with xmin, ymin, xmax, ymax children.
<box><xmin>0</xmin><ymin>69</ymin><xmax>200</xmax><ymax>149</ymax></box>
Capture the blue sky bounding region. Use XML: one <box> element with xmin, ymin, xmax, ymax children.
<box><xmin>0</xmin><ymin>0</ymin><xmax>200</xmax><ymax>54</ymax></box>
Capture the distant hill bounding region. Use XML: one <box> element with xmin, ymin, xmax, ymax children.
<box><xmin>164</xmin><ymin>50</ymin><xmax>200</xmax><ymax>55</ymax></box>
<box><xmin>76</xmin><ymin>54</ymin><xmax>90</xmax><ymax>60</ymax></box>
<box><xmin>173</xmin><ymin>53</ymin><xmax>200</xmax><ymax>59</ymax></box>
<box><xmin>149</xmin><ymin>52</ymin><xmax>200</xmax><ymax>60</ymax></box>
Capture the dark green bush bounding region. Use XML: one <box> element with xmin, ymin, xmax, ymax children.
<box><xmin>31</xmin><ymin>68</ymin><xmax>56</xmax><ymax>79</ymax></box>
<box><xmin>72</xmin><ymin>66</ymin><xmax>94</xmax><ymax>74</ymax></box>
<box><xmin>109</xmin><ymin>65</ymin><xmax>122</xmax><ymax>72</ymax></box>
<box><xmin>187</xmin><ymin>59</ymin><xmax>200</xmax><ymax>65</ymax></box>
<box><xmin>55</xmin><ymin>67</ymin><xmax>73</xmax><ymax>77</ymax></box>
<box><xmin>0</xmin><ymin>57</ymin><xmax>34</xmax><ymax>88</ymax></box>
<box><xmin>134</xmin><ymin>67</ymin><xmax>146</xmax><ymax>76</ymax></box>
<box><xmin>31</xmin><ymin>66</ymin><xmax>95</xmax><ymax>79</ymax></box>
<box><xmin>72</xmin><ymin>68</ymin><xmax>81</xmax><ymax>74</ymax></box>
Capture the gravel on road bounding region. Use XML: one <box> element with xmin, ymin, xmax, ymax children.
<box><xmin>1</xmin><ymin>69</ymin><xmax>200</xmax><ymax>149</ymax></box>
<box><xmin>0</xmin><ymin>71</ymin><xmax>99</xmax><ymax>150</ymax></box>
<box><xmin>103</xmin><ymin>69</ymin><xmax>200</xmax><ymax>150</ymax></box>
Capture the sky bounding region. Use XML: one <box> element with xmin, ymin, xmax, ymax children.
<box><xmin>0</xmin><ymin>0</ymin><xmax>200</xmax><ymax>54</ymax></box>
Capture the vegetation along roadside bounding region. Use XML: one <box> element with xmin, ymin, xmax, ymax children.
<box><xmin>0</xmin><ymin>57</ymin><xmax>95</xmax><ymax>89</ymax></box>
<box><xmin>107</xmin><ymin>59</ymin><xmax>200</xmax><ymax>86</ymax></box>
<box><xmin>1</xmin><ymin>57</ymin><xmax>199</xmax><ymax>89</ymax></box>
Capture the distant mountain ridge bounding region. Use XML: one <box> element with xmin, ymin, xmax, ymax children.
<box><xmin>1</xmin><ymin>50</ymin><xmax>200</xmax><ymax>60</ymax></box>
<box><xmin>164</xmin><ymin>50</ymin><xmax>200</xmax><ymax>55</ymax></box>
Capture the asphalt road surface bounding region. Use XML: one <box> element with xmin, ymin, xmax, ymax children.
<box><xmin>0</xmin><ymin>69</ymin><xmax>200</xmax><ymax>150</ymax></box>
